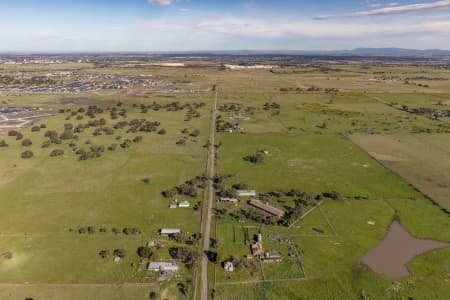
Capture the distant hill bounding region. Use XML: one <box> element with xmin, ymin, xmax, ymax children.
<box><xmin>346</xmin><ymin>48</ymin><xmax>450</xmax><ymax>56</ymax></box>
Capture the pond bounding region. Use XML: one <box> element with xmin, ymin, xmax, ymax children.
<box><xmin>361</xmin><ymin>221</ymin><xmax>449</xmax><ymax>278</ymax></box>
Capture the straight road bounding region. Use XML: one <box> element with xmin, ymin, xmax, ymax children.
<box><xmin>200</xmin><ymin>87</ymin><xmax>218</xmax><ymax>300</ymax></box>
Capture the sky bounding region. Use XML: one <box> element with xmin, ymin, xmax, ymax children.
<box><xmin>0</xmin><ymin>0</ymin><xmax>449</xmax><ymax>52</ymax></box>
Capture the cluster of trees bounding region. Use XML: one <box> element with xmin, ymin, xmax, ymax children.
<box><xmin>233</xmin><ymin>208</ymin><xmax>278</xmax><ymax>225</ymax></box>
<box><xmin>243</xmin><ymin>152</ymin><xmax>264</xmax><ymax>164</ymax></box>
<box><xmin>0</xmin><ymin>74</ymin><xmax>56</xmax><ymax>85</ymax></box>
<box><xmin>169</xmin><ymin>247</ymin><xmax>198</xmax><ymax>270</ymax></box>
<box><xmin>122</xmin><ymin>227</ymin><xmax>141</xmax><ymax>235</ymax></box>
<box><xmin>215</xmin><ymin>117</ymin><xmax>239</xmax><ymax>133</ymax></box>
<box><xmin>175</xmin><ymin>128</ymin><xmax>200</xmax><ymax>145</ymax></box>
<box><xmin>263</xmin><ymin>102</ymin><xmax>281</xmax><ymax>110</ymax></box>
<box><xmin>8</xmin><ymin>130</ymin><xmax>23</xmax><ymax>140</ymax></box>
<box><xmin>218</xmin><ymin>103</ymin><xmax>242</xmax><ymax>112</ymax></box>
<box><xmin>399</xmin><ymin>105</ymin><xmax>450</xmax><ymax>119</ymax></box>
<box><xmin>78</xmin><ymin>226</ymin><xmax>141</xmax><ymax>235</ymax></box>
<box><xmin>162</xmin><ymin>175</ymin><xmax>207</xmax><ymax>198</ymax></box>
<box><xmin>136</xmin><ymin>246</ymin><xmax>153</xmax><ymax>259</ymax></box>
<box><xmin>77</xmin><ymin>145</ymin><xmax>105</xmax><ymax>161</ymax></box>
<box><xmin>279</xmin><ymin>86</ymin><xmax>339</xmax><ymax>93</ymax></box>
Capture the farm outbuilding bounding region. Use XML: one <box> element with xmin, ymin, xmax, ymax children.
<box><xmin>248</xmin><ymin>199</ymin><xmax>285</xmax><ymax>219</ymax></box>
<box><xmin>237</xmin><ymin>190</ymin><xmax>256</xmax><ymax>197</ymax></box>
<box><xmin>159</xmin><ymin>228</ymin><xmax>181</xmax><ymax>236</ymax></box>
<box><xmin>148</xmin><ymin>262</ymin><xmax>179</xmax><ymax>272</ymax></box>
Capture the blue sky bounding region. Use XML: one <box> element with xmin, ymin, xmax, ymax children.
<box><xmin>0</xmin><ymin>0</ymin><xmax>449</xmax><ymax>51</ymax></box>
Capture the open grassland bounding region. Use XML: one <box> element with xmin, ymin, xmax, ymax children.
<box><xmin>0</xmin><ymin>92</ymin><xmax>213</xmax><ymax>299</ymax></box>
<box><xmin>351</xmin><ymin>133</ymin><xmax>450</xmax><ymax>210</ymax></box>
<box><xmin>213</xmin><ymin>63</ymin><xmax>450</xmax><ymax>299</ymax></box>
<box><xmin>0</xmin><ymin>60</ymin><xmax>449</xmax><ymax>299</ymax></box>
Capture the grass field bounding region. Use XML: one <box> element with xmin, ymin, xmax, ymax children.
<box><xmin>351</xmin><ymin>133</ymin><xmax>450</xmax><ymax>211</ymax></box>
<box><xmin>0</xmin><ymin>92</ymin><xmax>212</xmax><ymax>299</ymax></box>
<box><xmin>0</xmin><ymin>60</ymin><xmax>449</xmax><ymax>299</ymax></box>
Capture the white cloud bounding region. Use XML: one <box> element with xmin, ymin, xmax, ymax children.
<box><xmin>316</xmin><ymin>0</ymin><xmax>450</xmax><ymax>19</ymax></box>
<box><xmin>141</xmin><ymin>14</ymin><xmax>450</xmax><ymax>40</ymax></box>
<box><xmin>149</xmin><ymin>0</ymin><xmax>172</xmax><ymax>6</ymax></box>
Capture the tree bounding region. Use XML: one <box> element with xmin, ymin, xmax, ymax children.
<box><xmin>190</xmin><ymin>129</ymin><xmax>200</xmax><ymax>137</ymax></box>
<box><xmin>21</xmin><ymin>150</ymin><xmax>33</xmax><ymax>159</ymax></box>
<box><xmin>0</xmin><ymin>140</ymin><xmax>8</xmax><ymax>147</ymax></box>
<box><xmin>98</xmin><ymin>249</ymin><xmax>109</xmax><ymax>259</ymax></box>
<box><xmin>157</xmin><ymin>129</ymin><xmax>167</xmax><ymax>135</ymax></box>
<box><xmin>50</xmin><ymin>149</ymin><xmax>64</xmax><ymax>157</ymax></box>
<box><xmin>137</xmin><ymin>246</ymin><xmax>153</xmax><ymax>259</ymax></box>
<box><xmin>133</xmin><ymin>136</ymin><xmax>143</xmax><ymax>143</ymax></box>
<box><xmin>113</xmin><ymin>248</ymin><xmax>126</xmax><ymax>259</ymax></box>
<box><xmin>16</xmin><ymin>132</ymin><xmax>23</xmax><ymax>140</ymax></box>
<box><xmin>8</xmin><ymin>130</ymin><xmax>18</xmax><ymax>137</ymax></box>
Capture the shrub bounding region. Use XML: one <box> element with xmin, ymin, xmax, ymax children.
<box><xmin>22</xmin><ymin>139</ymin><xmax>32</xmax><ymax>147</ymax></box>
<box><xmin>137</xmin><ymin>246</ymin><xmax>153</xmax><ymax>259</ymax></box>
<box><xmin>50</xmin><ymin>149</ymin><xmax>64</xmax><ymax>157</ymax></box>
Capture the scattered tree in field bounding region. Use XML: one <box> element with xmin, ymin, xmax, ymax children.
<box><xmin>120</xmin><ymin>139</ymin><xmax>131</xmax><ymax>148</ymax></box>
<box><xmin>16</xmin><ymin>132</ymin><xmax>23</xmax><ymax>140</ymax></box>
<box><xmin>176</xmin><ymin>139</ymin><xmax>186</xmax><ymax>145</ymax></box>
<box><xmin>41</xmin><ymin>141</ymin><xmax>52</xmax><ymax>148</ymax></box>
<box><xmin>157</xmin><ymin>129</ymin><xmax>166</xmax><ymax>135</ymax></box>
<box><xmin>0</xmin><ymin>140</ymin><xmax>8</xmax><ymax>147</ymax></box>
<box><xmin>31</xmin><ymin>126</ymin><xmax>40</xmax><ymax>132</ymax></box>
<box><xmin>22</xmin><ymin>139</ymin><xmax>32</xmax><ymax>146</ymax></box>
<box><xmin>123</xmin><ymin>227</ymin><xmax>141</xmax><ymax>235</ymax></box>
<box><xmin>107</xmin><ymin>144</ymin><xmax>117</xmax><ymax>151</ymax></box>
<box><xmin>113</xmin><ymin>248</ymin><xmax>126</xmax><ymax>259</ymax></box>
<box><xmin>98</xmin><ymin>249</ymin><xmax>109</xmax><ymax>259</ymax></box>
<box><xmin>133</xmin><ymin>136</ymin><xmax>143</xmax><ymax>143</ymax></box>
<box><xmin>50</xmin><ymin>149</ymin><xmax>64</xmax><ymax>157</ymax></box>
<box><xmin>8</xmin><ymin>130</ymin><xmax>18</xmax><ymax>137</ymax></box>
<box><xmin>190</xmin><ymin>129</ymin><xmax>200</xmax><ymax>137</ymax></box>
<box><xmin>21</xmin><ymin>150</ymin><xmax>33</xmax><ymax>159</ymax></box>
<box><xmin>243</xmin><ymin>152</ymin><xmax>264</xmax><ymax>164</ymax></box>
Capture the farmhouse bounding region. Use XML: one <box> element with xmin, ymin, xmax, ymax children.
<box><xmin>237</xmin><ymin>190</ymin><xmax>257</xmax><ymax>197</ymax></box>
<box><xmin>224</xmin><ymin>261</ymin><xmax>234</xmax><ymax>272</ymax></box>
<box><xmin>219</xmin><ymin>197</ymin><xmax>239</xmax><ymax>203</ymax></box>
<box><xmin>159</xmin><ymin>228</ymin><xmax>181</xmax><ymax>236</ymax></box>
<box><xmin>148</xmin><ymin>262</ymin><xmax>179</xmax><ymax>273</ymax></box>
<box><xmin>248</xmin><ymin>199</ymin><xmax>285</xmax><ymax>218</ymax></box>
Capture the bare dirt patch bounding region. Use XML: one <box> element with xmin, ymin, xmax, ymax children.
<box><xmin>361</xmin><ymin>221</ymin><xmax>449</xmax><ymax>278</ymax></box>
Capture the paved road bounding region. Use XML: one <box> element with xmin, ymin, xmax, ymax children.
<box><xmin>200</xmin><ymin>87</ymin><xmax>218</xmax><ymax>300</ymax></box>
